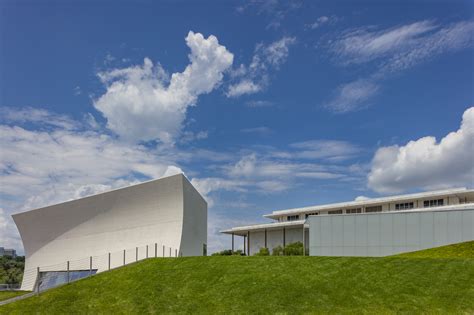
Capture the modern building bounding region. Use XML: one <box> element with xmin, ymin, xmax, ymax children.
<box><xmin>221</xmin><ymin>188</ymin><xmax>474</xmax><ymax>256</ymax></box>
<box><xmin>13</xmin><ymin>173</ymin><xmax>207</xmax><ymax>291</ymax></box>
<box><xmin>0</xmin><ymin>247</ymin><xmax>17</xmax><ymax>258</ymax></box>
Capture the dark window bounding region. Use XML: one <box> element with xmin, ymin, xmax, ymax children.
<box><xmin>346</xmin><ymin>208</ymin><xmax>362</xmax><ymax>214</ymax></box>
<box><xmin>305</xmin><ymin>212</ymin><xmax>319</xmax><ymax>218</ymax></box>
<box><xmin>365</xmin><ymin>206</ymin><xmax>382</xmax><ymax>213</ymax></box>
<box><xmin>328</xmin><ymin>209</ymin><xmax>343</xmax><ymax>215</ymax></box>
<box><xmin>287</xmin><ymin>215</ymin><xmax>300</xmax><ymax>221</ymax></box>
<box><xmin>395</xmin><ymin>202</ymin><xmax>414</xmax><ymax>210</ymax></box>
<box><xmin>423</xmin><ymin>199</ymin><xmax>444</xmax><ymax>207</ymax></box>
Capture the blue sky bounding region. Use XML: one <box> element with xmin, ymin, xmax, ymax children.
<box><xmin>1</xmin><ymin>0</ymin><xmax>473</xmax><ymax>253</ymax></box>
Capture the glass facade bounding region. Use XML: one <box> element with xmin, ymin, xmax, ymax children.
<box><xmin>38</xmin><ymin>270</ymin><xmax>97</xmax><ymax>291</ymax></box>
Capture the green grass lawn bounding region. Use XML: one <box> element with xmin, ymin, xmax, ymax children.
<box><xmin>0</xmin><ymin>291</ymin><xmax>29</xmax><ymax>302</ymax></box>
<box><xmin>394</xmin><ymin>240</ymin><xmax>474</xmax><ymax>259</ymax></box>
<box><xmin>1</xmin><ymin>242</ymin><xmax>473</xmax><ymax>314</ymax></box>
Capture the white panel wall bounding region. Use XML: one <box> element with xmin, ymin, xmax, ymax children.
<box><xmin>309</xmin><ymin>208</ymin><xmax>474</xmax><ymax>257</ymax></box>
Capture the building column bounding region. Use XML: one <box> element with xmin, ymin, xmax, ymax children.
<box><xmin>231</xmin><ymin>233</ymin><xmax>234</xmax><ymax>252</ymax></box>
<box><xmin>302</xmin><ymin>225</ymin><xmax>305</xmax><ymax>256</ymax></box>
<box><xmin>283</xmin><ymin>227</ymin><xmax>286</xmax><ymax>248</ymax></box>
<box><xmin>264</xmin><ymin>229</ymin><xmax>267</xmax><ymax>249</ymax></box>
<box><xmin>243</xmin><ymin>235</ymin><xmax>246</xmax><ymax>254</ymax></box>
<box><xmin>247</xmin><ymin>231</ymin><xmax>250</xmax><ymax>256</ymax></box>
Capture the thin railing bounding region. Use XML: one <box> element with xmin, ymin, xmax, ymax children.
<box><xmin>22</xmin><ymin>243</ymin><xmax>181</xmax><ymax>294</ymax></box>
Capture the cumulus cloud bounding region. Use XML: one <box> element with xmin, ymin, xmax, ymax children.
<box><xmin>368</xmin><ymin>107</ymin><xmax>474</xmax><ymax>194</ymax></box>
<box><xmin>94</xmin><ymin>31</ymin><xmax>233</xmax><ymax>143</ymax></box>
<box><xmin>227</xmin><ymin>37</ymin><xmax>295</xmax><ymax>97</ymax></box>
<box><xmin>325</xmin><ymin>20</ymin><xmax>474</xmax><ymax>112</ymax></box>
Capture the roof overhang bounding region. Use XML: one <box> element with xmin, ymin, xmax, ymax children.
<box><xmin>220</xmin><ymin>220</ymin><xmax>306</xmax><ymax>236</ymax></box>
<box><xmin>263</xmin><ymin>187</ymin><xmax>474</xmax><ymax>219</ymax></box>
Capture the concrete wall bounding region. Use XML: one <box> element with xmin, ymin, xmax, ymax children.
<box><xmin>308</xmin><ymin>207</ymin><xmax>474</xmax><ymax>257</ymax></box>
<box><xmin>13</xmin><ymin>174</ymin><xmax>207</xmax><ymax>291</ymax></box>
<box><xmin>180</xmin><ymin>177</ymin><xmax>208</xmax><ymax>256</ymax></box>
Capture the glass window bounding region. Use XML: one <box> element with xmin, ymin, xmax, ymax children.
<box><xmin>365</xmin><ymin>205</ymin><xmax>382</xmax><ymax>213</ymax></box>
<box><xmin>346</xmin><ymin>208</ymin><xmax>362</xmax><ymax>214</ymax></box>
<box><xmin>305</xmin><ymin>212</ymin><xmax>319</xmax><ymax>218</ymax></box>
<box><xmin>287</xmin><ymin>215</ymin><xmax>300</xmax><ymax>221</ymax></box>
<box><xmin>328</xmin><ymin>209</ymin><xmax>343</xmax><ymax>215</ymax></box>
<box><xmin>423</xmin><ymin>199</ymin><xmax>444</xmax><ymax>207</ymax></box>
<box><xmin>395</xmin><ymin>202</ymin><xmax>414</xmax><ymax>210</ymax></box>
<box><xmin>38</xmin><ymin>270</ymin><xmax>97</xmax><ymax>291</ymax></box>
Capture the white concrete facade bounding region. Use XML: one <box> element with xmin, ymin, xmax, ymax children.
<box><xmin>221</xmin><ymin>188</ymin><xmax>474</xmax><ymax>256</ymax></box>
<box><xmin>13</xmin><ymin>173</ymin><xmax>207</xmax><ymax>291</ymax></box>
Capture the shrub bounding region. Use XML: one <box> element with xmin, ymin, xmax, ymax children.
<box><xmin>272</xmin><ymin>245</ymin><xmax>284</xmax><ymax>256</ymax></box>
<box><xmin>255</xmin><ymin>247</ymin><xmax>270</xmax><ymax>256</ymax></box>
<box><xmin>284</xmin><ymin>242</ymin><xmax>303</xmax><ymax>256</ymax></box>
<box><xmin>271</xmin><ymin>242</ymin><xmax>304</xmax><ymax>256</ymax></box>
<box><xmin>211</xmin><ymin>249</ymin><xmax>245</xmax><ymax>256</ymax></box>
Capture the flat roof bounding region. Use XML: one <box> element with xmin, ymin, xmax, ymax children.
<box><xmin>222</xmin><ymin>203</ymin><xmax>474</xmax><ymax>234</ymax></box>
<box><xmin>220</xmin><ymin>220</ymin><xmax>306</xmax><ymax>235</ymax></box>
<box><xmin>264</xmin><ymin>187</ymin><xmax>474</xmax><ymax>219</ymax></box>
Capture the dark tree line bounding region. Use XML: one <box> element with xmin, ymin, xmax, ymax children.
<box><xmin>0</xmin><ymin>256</ymin><xmax>24</xmax><ymax>284</ymax></box>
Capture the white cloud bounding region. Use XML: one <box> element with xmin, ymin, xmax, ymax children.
<box><xmin>227</xmin><ymin>37</ymin><xmax>295</xmax><ymax>97</ymax></box>
<box><xmin>325</xmin><ymin>20</ymin><xmax>474</xmax><ymax>112</ymax></box>
<box><xmin>288</xmin><ymin>140</ymin><xmax>361</xmax><ymax>160</ymax></box>
<box><xmin>355</xmin><ymin>196</ymin><xmax>370</xmax><ymax>201</ymax></box>
<box><xmin>368</xmin><ymin>106</ymin><xmax>474</xmax><ymax>194</ymax></box>
<box><xmin>1</xmin><ymin>106</ymin><xmax>79</xmax><ymax>130</ymax></box>
<box><xmin>94</xmin><ymin>31</ymin><xmax>233</xmax><ymax>143</ymax></box>
<box><xmin>308</xmin><ymin>15</ymin><xmax>336</xmax><ymax>29</ymax></box>
<box><xmin>324</xmin><ymin>79</ymin><xmax>380</xmax><ymax>113</ymax></box>
<box><xmin>0</xmin><ymin>109</ymin><xmax>183</xmax><ymax>210</ymax></box>
<box><xmin>226</xmin><ymin>80</ymin><xmax>262</xmax><ymax>97</ymax></box>
<box><xmin>330</xmin><ymin>20</ymin><xmax>474</xmax><ymax>70</ymax></box>
<box><xmin>331</xmin><ymin>20</ymin><xmax>438</xmax><ymax>64</ymax></box>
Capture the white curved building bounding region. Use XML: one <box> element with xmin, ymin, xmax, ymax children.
<box><xmin>13</xmin><ymin>173</ymin><xmax>207</xmax><ymax>291</ymax></box>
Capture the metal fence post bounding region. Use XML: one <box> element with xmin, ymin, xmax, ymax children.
<box><xmin>162</xmin><ymin>245</ymin><xmax>165</xmax><ymax>257</ymax></box>
<box><xmin>108</xmin><ymin>253</ymin><xmax>111</xmax><ymax>270</ymax></box>
<box><xmin>136</xmin><ymin>247</ymin><xmax>138</xmax><ymax>262</ymax></box>
<box><xmin>89</xmin><ymin>256</ymin><xmax>93</xmax><ymax>276</ymax></box>
<box><xmin>146</xmin><ymin>245</ymin><xmax>149</xmax><ymax>258</ymax></box>
<box><xmin>36</xmin><ymin>267</ymin><xmax>40</xmax><ymax>295</ymax></box>
<box><xmin>67</xmin><ymin>261</ymin><xmax>70</xmax><ymax>284</ymax></box>
<box><xmin>123</xmin><ymin>249</ymin><xmax>126</xmax><ymax>266</ymax></box>
<box><xmin>169</xmin><ymin>247</ymin><xmax>171</xmax><ymax>257</ymax></box>
<box><xmin>155</xmin><ymin>243</ymin><xmax>157</xmax><ymax>258</ymax></box>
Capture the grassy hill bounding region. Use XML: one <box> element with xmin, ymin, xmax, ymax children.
<box><xmin>394</xmin><ymin>240</ymin><xmax>474</xmax><ymax>259</ymax></box>
<box><xmin>1</xmin><ymin>242</ymin><xmax>473</xmax><ymax>314</ymax></box>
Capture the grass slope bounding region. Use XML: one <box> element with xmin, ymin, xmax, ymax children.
<box><xmin>395</xmin><ymin>241</ymin><xmax>474</xmax><ymax>259</ymax></box>
<box><xmin>2</xmin><ymin>243</ymin><xmax>473</xmax><ymax>314</ymax></box>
